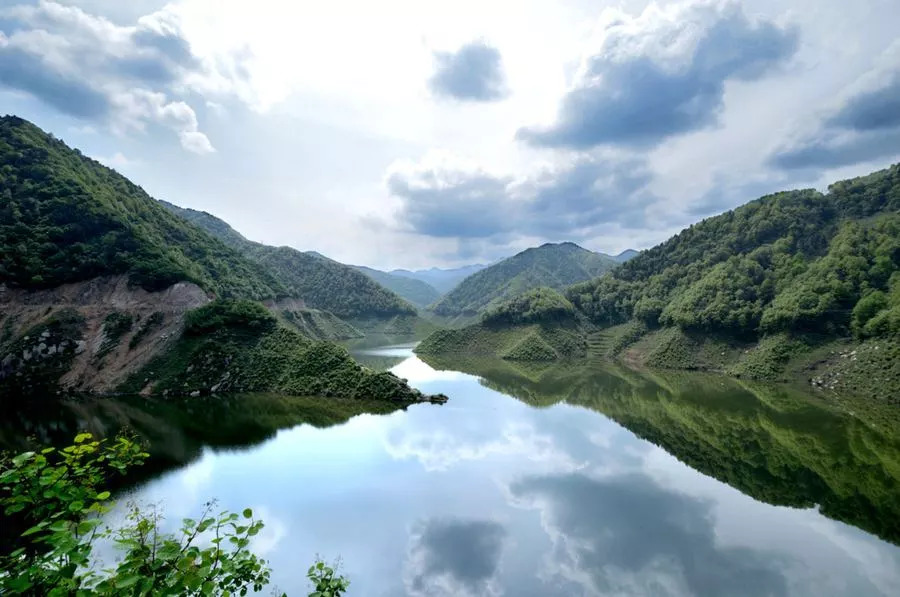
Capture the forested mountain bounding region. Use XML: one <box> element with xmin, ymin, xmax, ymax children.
<box><xmin>0</xmin><ymin>116</ymin><xmax>284</xmax><ymax>300</ymax></box>
<box><xmin>418</xmin><ymin>164</ymin><xmax>900</xmax><ymax>401</ymax></box>
<box><xmin>611</xmin><ymin>249</ymin><xmax>640</xmax><ymax>262</ymax></box>
<box><xmin>246</xmin><ymin>247</ymin><xmax>415</xmax><ymax>318</ymax></box>
<box><xmin>353</xmin><ymin>265</ymin><xmax>441</xmax><ymax>308</ymax></box>
<box><xmin>431</xmin><ymin>242</ymin><xmax>618</xmax><ymax>316</ymax></box>
<box><xmin>390</xmin><ymin>264</ymin><xmax>488</xmax><ymax>294</ymax></box>
<box><xmin>567</xmin><ymin>164</ymin><xmax>900</xmax><ymax>340</ymax></box>
<box><xmin>0</xmin><ymin>116</ymin><xmax>432</xmax><ymax>402</ymax></box>
<box><xmin>159</xmin><ymin>202</ymin><xmax>416</xmax><ymax>319</ymax></box>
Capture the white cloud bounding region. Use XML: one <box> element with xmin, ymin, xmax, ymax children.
<box><xmin>0</xmin><ymin>0</ymin><xmax>220</xmax><ymax>152</ymax></box>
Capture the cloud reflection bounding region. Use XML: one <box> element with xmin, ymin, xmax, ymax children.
<box><xmin>404</xmin><ymin>517</ymin><xmax>506</xmax><ymax>597</ymax></box>
<box><xmin>510</xmin><ymin>473</ymin><xmax>789</xmax><ymax>597</ymax></box>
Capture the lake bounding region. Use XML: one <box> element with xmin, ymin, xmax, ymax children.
<box><xmin>4</xmin><ymin>344</ymin><xmax>900</xmax><ymax>596</ymax></box>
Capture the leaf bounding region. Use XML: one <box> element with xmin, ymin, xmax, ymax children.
<box><xmin>95</xmin><ymin>491</ymin><xmax>111</xmax><ymax>500</ymax></box>
<box><xmin>12</xmin><ymin>451</ymin><xmax>35</xmax><ymax>466</ymax></box>
<box><xmin>242</xmin><ymin>508</ymin><xmax>253</xmax><ymax>519</ymax></box>
<box><xmin>49</xmin><ymin>520</ymin><xmax>70</xmax><ymax>532</ymax></box>
<box><xmin>22</xmin><ymin>521</ymin><xmax>48</xmax><ymax>536</ymax></box>
<box><xmin>114</xmin><ymin>574</ymin><xmax>141</xmax><ymax>589</ymax></box>
<box><xmin>74</xmin><ymin>433</ymin><xmax>93</xmax><ymax>444</ymax></box>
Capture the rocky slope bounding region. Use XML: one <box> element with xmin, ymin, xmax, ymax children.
<box><xmin>0</xmin><ymin>276</ymin><xmax>208</xmax><ymax>396</ymax></box>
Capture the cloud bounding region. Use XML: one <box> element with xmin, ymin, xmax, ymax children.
<box><xmin>771</xmin><ymin>43</ymin><xmax>900</xmax><ymax>170</ymax></box>
<box><xmin>510</xmin><ymin>472</ymin><xmax>788</xmax><ymax>597</ymax></box>
<box><xmin>386</xmin><ymin>420</ymin><xmax>584</xmax><ymax>473</ymax></box>
<box><xmin>429</xmin><ymin>40</ymin><xmax>508</xmax><ymax>102</ymax></box>
<box><xmin>93</xmin><ymin>151</ymin><xmax>135</xmax><ymax>169</ymax></box>
<box><xmin>404</xmin><ymin>517</ymin><xmax>506</xmax><ymax>597</ymax></box>
<box><xmin>0</xmin><ymin>1</ymin><xmax>214</xmax><ymax>153</ymax></box>
<box><xmin>385</xmin><ymin>150</ymin><xmax>658</xmax><ymax>243</ymax></box>
<box><xmin>517</xmin><ymin>0</ymin><xmax>798</xmax><ymax>149</ymax></box>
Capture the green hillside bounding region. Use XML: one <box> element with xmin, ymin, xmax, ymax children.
<box><xmin>417</xmin><ymin>287</ymin><xmax>587</xmax><ymax>360</ymax></box>
<box><xmin>354</xmin><ymin>265</ymin><xmax>441</xmax><ymax>308</ymax></box>
<box><xmin>430</xmin><ymin>242</ymin><xmax>617</xmax><ymax>316</ymax></box>
<box><xmin>118</xmin><ymin>299</ymin><xmax>435</xmax><ymax>402</ymax></box>
<box><xmin>418</xmin><ymin>164</ymin><xmax>900</xmax><ymax>401</ymax></box>
<box><xmin>0</xmin><ymin>116</ymin><xmax>284</xmax><ymax>299</ymax></box>
<box><xmin>567</xmin><ymin>164</ymin><xmax>900</xmax><ymax>340</ymax></box>
<box><xmin>247</xmin><ymin>247</ymin><xmax>416</xmax><ymax>318</ymax></box>
<box><xmin>159</xmin><ymin>202</ymin><xmax>416</xmax><ymax>319</ymax></box>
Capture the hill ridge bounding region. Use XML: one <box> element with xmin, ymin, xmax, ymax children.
<box><xmin>430</xmin><ymin>242</ymin><xmax>618</xmax><ymax>317</ymax></box>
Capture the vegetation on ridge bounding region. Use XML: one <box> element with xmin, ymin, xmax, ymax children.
<box><xmin>567</xmin><ymin>164</ymin><xmax>900</xmax><ymax>340</ymax></box>
<box><xmin>0</xmin><ymin>116</ymin><xmax>284</xmax><ymax>299</ymax></box>
<box><xmin>160</xmin><ymin>200</ymin><xmax>417</xmax><ymax>319</ymax></box>
<box><xmin>121</xmin><ymin>299</ymin><xmax>436</xmax><ymax>403</ymax></box>
<box><xmin>431</xmin><ymin>242</ymin><xmax>617</xmax><ymax>316</ymax></box>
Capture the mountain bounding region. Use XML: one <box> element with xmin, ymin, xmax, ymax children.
<box><xmin>390</xmin><ymin>264</ymin><xmax>488</xmax><ymax>294</ymax></box>
<box><xmin>429</xmin><ymin>242</ymin><xmax>618</xmax><ymax>317</ymax></box>
<box><xmin>158</xmin><ymin>202</ymin><xmax>416</xmax><ymax>319</ymax></box>
<box><xmin>419</xmin><ymin>164</ymin><xmax>900</xmax><ymax>403</ymax></box>
<box><xmin>353</xmin><ymin>265</ymin><xmax>441</xmax><ymax>308</ymax></box>
<box><xmin>611</xmin><ymin>249</ymin><xmax>639</xmax><ymax>262</ymax></box>
<box><xmin>0</xmin><ymin>116</ymin><xmax>284</xmax><ymax>300</ymax></box>
<box><xmin>568</xmin><ymin>165</ymin><xmax>900</xmax><ymax>340</ymax></box>
<box><xmin>0</xmin><ymin>116</ymin><xmax>435</xmax><ymax>403</ymax></box>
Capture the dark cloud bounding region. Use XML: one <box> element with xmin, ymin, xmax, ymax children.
<box><xmin>386</xmin><ymin>153</ymin><xmax>657</xmax><ymax>242</ymax></box>
<box><xmin>771</xmin><ymin>66</ymin><xmax>900</xmax><ymax>170</ymax></box>
<box><xmin>511</xmin><ymin>472</ymin><xmax>788</xmax><ymax>597</ymax></box>
<box><xmin>518</xmin><ymin>1</ymin><xmax>797</xmax><ymax>148</ymax></box>
<box><xmin>405</xmin><ymin>517</ymin><xmax>506</xmax><ymax>596</ymax></box>
<box><xmin>429</xmin><ymin>41</ymin><xmax>508</xmax><ymax>102</ymax></box>
<box><xmin>771</xmin><ymin>129</ymin><xmax>900</xmax><ymax>171</ymax></box>
<box><xmin>826</xmin><ymin>74</ymin><xmax>900</xmax><ymax>131</ymax></box>
<box><xmin>386</xmin><ymin>163</ymin><xmax>512</xmax><ymax>238</ymax></box>
<box><xmin>0</xmin><ymin>1</ymin><xmax>214</xmax><ymax>153</ymax></box>
<box><xmin>0</xmin><ymin>47</ymin><xmax>111</xmax><ymax>119</ymax></box>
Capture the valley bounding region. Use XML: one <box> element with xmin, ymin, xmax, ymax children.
<box><xmin>1</xmin><ymin>115</ymin><xmax>899</xmax><ymax>597</ymax></box>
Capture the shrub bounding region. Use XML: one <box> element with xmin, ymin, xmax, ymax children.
<box><xmin>184</xmin><ymin>300</ymin><xmax>276</xmax><ymax>336</ymax></box>
<box><xmin>0</xmin><ymin>433</ymin><xmax>350</xmax><ymax>596</ymax></box>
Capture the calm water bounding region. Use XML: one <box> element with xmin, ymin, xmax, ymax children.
<box><xmin>6</xmin><ymin>345</ymin><xmax>900</xmax><ymax>596</ymax></box>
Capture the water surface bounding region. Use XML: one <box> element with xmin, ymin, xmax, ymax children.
<box><xmin>6</xmin><ymin>346</ymin><xmax>900</xmax><ymax>596</ymax></box>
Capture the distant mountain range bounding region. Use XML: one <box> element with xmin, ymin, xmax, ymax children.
<box><xmin>390</xmin><ymin>264</ymin><xmax>488</xmax><ymax>294</ymax></box>
<box><xmin>430</xmin><ymin>242</ymin><xmax>621</xmax><ymax>317</ymax></box>
<box><xmin>352</xmin><ymin>265</ymin><xmax>441</xmax><ymax>308</ymax></box>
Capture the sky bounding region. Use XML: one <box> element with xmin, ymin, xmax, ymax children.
<box><xmin>1</xmin><ymin>0</ymin><xmax>899</xmax><ymax>269</ymax></box>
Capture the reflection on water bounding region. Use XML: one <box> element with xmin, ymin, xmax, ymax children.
<box><xmin>3</xmin><ymin>347</ymin><xmax>900</xmax><ymax>596</ymax></box>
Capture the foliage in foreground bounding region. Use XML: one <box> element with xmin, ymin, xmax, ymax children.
<box><xmin>0</xmin><ymin>434</ymin><xmax>349</xmax><ymax>596</ymax></box>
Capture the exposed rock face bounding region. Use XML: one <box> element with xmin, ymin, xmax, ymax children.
<box><xmin>0</xmin><ymin>276</ymin><xmax>209</xmax><ymax>395</ymax></box>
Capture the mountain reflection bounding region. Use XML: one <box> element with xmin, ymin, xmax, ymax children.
<box><xmin>419</xmin><ymin>354</ymin><xmax>900</xmax><ymax>546</ymax></box>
